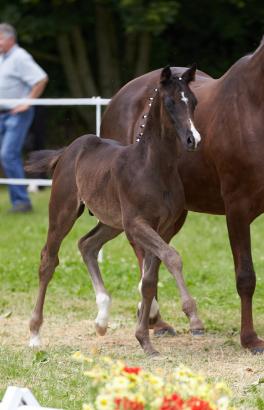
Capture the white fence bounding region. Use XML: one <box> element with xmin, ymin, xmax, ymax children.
<box><xmin>0</xmin><ymin>386</ymin><xmax>62</xmax><ymax>410</ymax></box>
<box><xmin>0</xmin><ymin>97</ymin><xmax>110</xmax><ymax>187</ymax></box>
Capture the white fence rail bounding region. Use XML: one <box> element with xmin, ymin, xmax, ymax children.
<box><xmin>0</xmin><ymin>97</ymin><xmax>110</xmax><ymax>136</ymax></box>
<box><xmin>0</xmin><ymin>178</ymin><xmax>52</xmax><ymax>186</ymax></box>
<box><xmin>0</xmin><ymin>386</ymin><xmax>62</xmax><ymax>410</ymax></box>
<box><xmin>0</xmin><ymin>97</ymin><xmax>111</xmax><ymax>187</ymax></box>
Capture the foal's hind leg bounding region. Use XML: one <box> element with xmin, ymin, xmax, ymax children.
<box><xmin>29</xmin><ymin>191</ymin><xmax>83</xmax><ymax>347</ymax></box>
<box><xmin>78</xmin><ymin>222</ymin><xmax>122</xmax><ymax>336</ymax></box>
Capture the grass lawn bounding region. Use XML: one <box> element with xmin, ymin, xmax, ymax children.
<box><xmin>0</xmin><ymin>187</ymin><xmax>264</xmax><ymax>409</ymax></box>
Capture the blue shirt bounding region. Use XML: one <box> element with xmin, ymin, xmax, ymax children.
<box><xmin>0</xmin><ymin>44</ymin><xmax>47</xmax><ymax>109</ymax></box>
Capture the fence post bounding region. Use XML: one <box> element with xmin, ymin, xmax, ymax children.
<box><xmin>96</xmin><ymin>101</ymin><xmax>101</xmax><ymax>136</ymax></box>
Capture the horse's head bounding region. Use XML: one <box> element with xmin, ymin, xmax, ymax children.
<box><xmin>159</xmin><ymin>65</ymin><xmax>201</xmax><ymax>151</ymax></box>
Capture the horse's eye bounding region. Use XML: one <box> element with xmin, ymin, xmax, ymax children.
<box><xmin>165</xmin><ymin>96</ymin><xmax>175</xmax><ymax>111</ymax></box>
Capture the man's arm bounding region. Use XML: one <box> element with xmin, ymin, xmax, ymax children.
<box><xmin>11</xmin><ymin>76</ymin><xmax>49</xmax><ymax>114</ymax></box>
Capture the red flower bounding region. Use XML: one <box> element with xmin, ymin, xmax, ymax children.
<box><xmin>123</xmin><ymin>367</ymin><xmax>142</xmax><ymax>375</ymax></box>
<box><xmin>114</xmin><ymin>397</ymin><xmax>144</xmax><ymax>410</ymax></box>
<box><xmin>185</xmin><ymin>397</ymin><xmax>213</xmax><ymax>410</ymax></box>
<box><xmin>160</xmin><ymin>393</ymin><xmax>184</xmax><ymax>410</ymax></box>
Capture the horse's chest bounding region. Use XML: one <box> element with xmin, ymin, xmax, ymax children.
<box><xmin>157</xmin><ymin>188</ymin><xmax>184</xmax><ymax>223</ymax></box>
<box><xmin>162</xmin><ymin>190</ymin><xmax>179</xmax><ymax>211</ymax></box>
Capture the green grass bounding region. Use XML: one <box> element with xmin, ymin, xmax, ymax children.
<box><xmin>0</xmin><ymin>187</ymin><xmax>264</xmax><ymax>409</ymax></box>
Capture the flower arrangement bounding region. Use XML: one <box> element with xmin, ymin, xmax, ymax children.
<box><xmin>72</xmin><ymin>352</ymin><xmax>234</xmax><ymax>410</ymax></box>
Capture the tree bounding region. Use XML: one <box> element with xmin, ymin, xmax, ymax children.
<box><xmin>1</xmin><ymin>0</ymin><xmax>263</xmax><ymax>142</ymax></box>
<box><xmin>1</xmin><ymin>0</ymin><xmax>180</xmax><ymax>128</ymax></box>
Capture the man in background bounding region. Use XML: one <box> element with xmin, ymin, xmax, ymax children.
<box><xmin>0</xmin><ymin>23</ymin><xmax>48</xmax><ymax>212</ymax></box>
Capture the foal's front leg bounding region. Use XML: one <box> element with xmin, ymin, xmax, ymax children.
<box><xmin>134</xmin><ymin>210</ymin><xmax>203</xmax><ymax>336</ymax></box>
<box><xmin>78</xmin><ymin>222</ymin><xmax>122</xmax><ymax>336</ymax></box>
<box><xmin>126</xmin><ymin>219</ymin><xmax>200</xmax><ymax>354</ymax></box>
<box><xmin>136</xmin><ymin>253</ymin><xmax>160</xmax><ymax>355</ymax></box>
<box><xmin>132</xmin><ymin>243</ymin><xmax>176</xmax><ymax>336</ymax></box>
<box><xmin>162</xmin><ymin>222</ymin><xmax>204</xmax><ymax>335</ymax></box>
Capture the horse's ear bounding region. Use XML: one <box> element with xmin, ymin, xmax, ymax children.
<box><xmin>160</xmin><ymin>66</ymin><xmax>172</xmax><ymax>84</ymax></box>
<box><xmin>181</xmin><ymin>63</ymin><xmax>197</xmax><ymax>84</ymax></box>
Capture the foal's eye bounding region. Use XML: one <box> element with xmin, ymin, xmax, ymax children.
<box><xmin>164</xmin><ymin>96</ymin><xmax>175</xmax><ymax>111</ymax></box>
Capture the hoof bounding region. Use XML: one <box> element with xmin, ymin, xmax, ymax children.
<box><xmin>95</xmin><ymin>323</ymin><xmax>107</xmax><ymax>336</ymax></box>
<box><xmin>29</xmin><ymin>333</ymin><xmax>41</xmax><ymax>348</ymax></box>
<box><xmin>154</xmin><ymin>327</ymin><xmax>177</xmax><ymax>337</ymax></box>
<box><xmin>146</xmin><ymin>349</ymin><xmax>160</xmax><ymax>357</ymax></box>
<box><xmin>191</xmin><ymin>329</ymin><xmax>205</xmax><ymax>336</ymax></box>
<box><xmin>250</xmin><ymin>346</ymin><xmax>264</xmax><ymax>355</ymax></box>
<box><xmin>242</xmin><ymin>335</ymin><xmax>264</xmax><ymax>354</ymax></box>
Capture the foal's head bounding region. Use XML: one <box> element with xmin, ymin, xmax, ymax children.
<box><xmin>159</xmin><ymin>65</ymin><xmax>201</xmax><ymax>151</ymax></box>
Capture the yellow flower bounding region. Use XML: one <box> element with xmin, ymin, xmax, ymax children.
<box><xmin>83</xmin><ymin>356</ymin><xmax>94</xmax><ymax>363</ymax></box>
<box><xmin>95</xmin><ymin>393</ymin><xmax>113</xmax><ymax>410</ymax></box>
<box><xmin>84</xmin><ymin>367</ymin><xmax>108</xmax><ymax>383</ymax></box>
<box><xmin>124</xmin><ymin>373</ymin><xmax>139</xmax><ymax>384</ymax></box>
<box><xmin>133</xmin><ymin>392</ymin><xmax>145</xmax><ymax>405</ymax></box>
<box><xmin>107</xmin><ymin>376</ymin><xmax>130</xmax><ymax>391</ymax></box>
<box><xmin>77</xmin><ymin>356</ymin><xmax>232</xmax><ymax>410</ymax></box>
<box><xmin>72</xmin><ymin>351</ymin><xmax>84</xmax><ymax>362</ymax></box>
<box><xmin>102</xmin><ymin>356</ymin><xmax>113</xmax><ymax>364</ymax></box>
<box><xmin>83</xmin><ymin>404</ymin><xmax>94</xmax><ymax>410</ymax></box>
<box><xmin>152</xmin><ymin>396</ymin><xmax>163</xmax><ymax>409</ymax></box>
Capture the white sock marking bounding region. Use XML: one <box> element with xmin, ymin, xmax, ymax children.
<box><xmin>29</xmin><ymin>333</ymin><xmax>41</xmax><ymax>347</ymax></box>
<box><xmin>95</xmin><ymin>293</ymin><xmax>111</xmax><ymax>328</ymax></box>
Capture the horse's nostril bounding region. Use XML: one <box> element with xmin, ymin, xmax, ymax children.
<box><xmin>187</xmin><ymin>136</ymin><xmax>193</xmax><ymax>146</ymax></box>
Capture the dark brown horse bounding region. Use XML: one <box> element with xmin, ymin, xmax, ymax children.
<box><xmin>100</xmin><ymin>38</ymin><xmax>264</xmax><ymax>353</ymax></box>
<box><xmin>27</xmin><ymin>66</ymin><xmax>203</xmax><ymax>355</ymax></box>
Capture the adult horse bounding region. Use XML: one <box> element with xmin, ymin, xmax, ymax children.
<box><xmin>27</xmin><ymin>67</ymin><xmax>202</xmax><ymax>355</ymax></box>
<box><xmin>100</xmin><ymin>38</ymin><xmax>264</xmax><ymax>353</ymax></box>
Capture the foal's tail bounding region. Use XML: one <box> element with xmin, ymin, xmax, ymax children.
<box><xmin>25</xmin><ymin>148</ymin><xmax>66</xmax><ymax>176</ymax></box>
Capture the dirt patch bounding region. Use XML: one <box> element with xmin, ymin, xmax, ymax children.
<box><xmin>1</xmin><ymin>313</ymin><xmax>264</xmax><ymax>406</ymax></box>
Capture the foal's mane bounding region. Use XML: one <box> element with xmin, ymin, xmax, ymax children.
<box><xmin>136</xmin><ymin>73</ymin><xmax>184</xmax><ymax>142</ymax></box>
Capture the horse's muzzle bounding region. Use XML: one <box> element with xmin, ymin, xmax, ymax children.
<box><xmin>186</xmin><ymin>130</ymin><xmax>197</xmax><ymax>151</ymax></box>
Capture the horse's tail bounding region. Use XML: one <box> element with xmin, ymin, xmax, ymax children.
<box><xmin>25</xmin><ymin>148</ymin><xmax>66</xmax><ymax>176</ymax></box>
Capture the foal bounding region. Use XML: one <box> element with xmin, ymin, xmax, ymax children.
<box><xmin>27</xmin><ymin>66</ymin><xmax>202</xmax><ymax>355</ymax></box>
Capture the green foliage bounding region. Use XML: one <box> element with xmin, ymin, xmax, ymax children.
<box><xmin>33</xmin><ymin>350</ymin><xmax>49</xmax><ymax>364</ymax></box>
<box><xmin>1</xmin><ymin>0</ymin><xmax>263</xmax><ymax>144</ymax></box>
<box><xmin>256</xmin><ymin>397</ymin><xmax>264</xmax><ymax>410</ymax></box>
<box><xmin>119</xmin><ymin>0</ymin><xmax>180</xmax><ymax>34</ymax></box>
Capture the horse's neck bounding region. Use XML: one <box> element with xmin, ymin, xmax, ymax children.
<box><xmin>138</xmin><ymin>94</ymin><xmax>178</xmax><ymax>171</ymax></box>
<box><xmin>218</xmin><ymin>44</ymin><xmax>264</xmax><ymax>114</ymax></box>
<box><xmin>247</xmin><ymin>42</ymin><xmax>264</xmax><ymax>102</ymax></box>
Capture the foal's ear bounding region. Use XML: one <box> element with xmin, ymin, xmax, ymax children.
<box><xmin>160</xmin><ymin>66</ymin><xmax>172</xmax><ymax>84</ymax></box>
<box><xmin>181</xmin><ymin>63</ymin><xmax>197</xmax><ymax>84</ymax></box>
